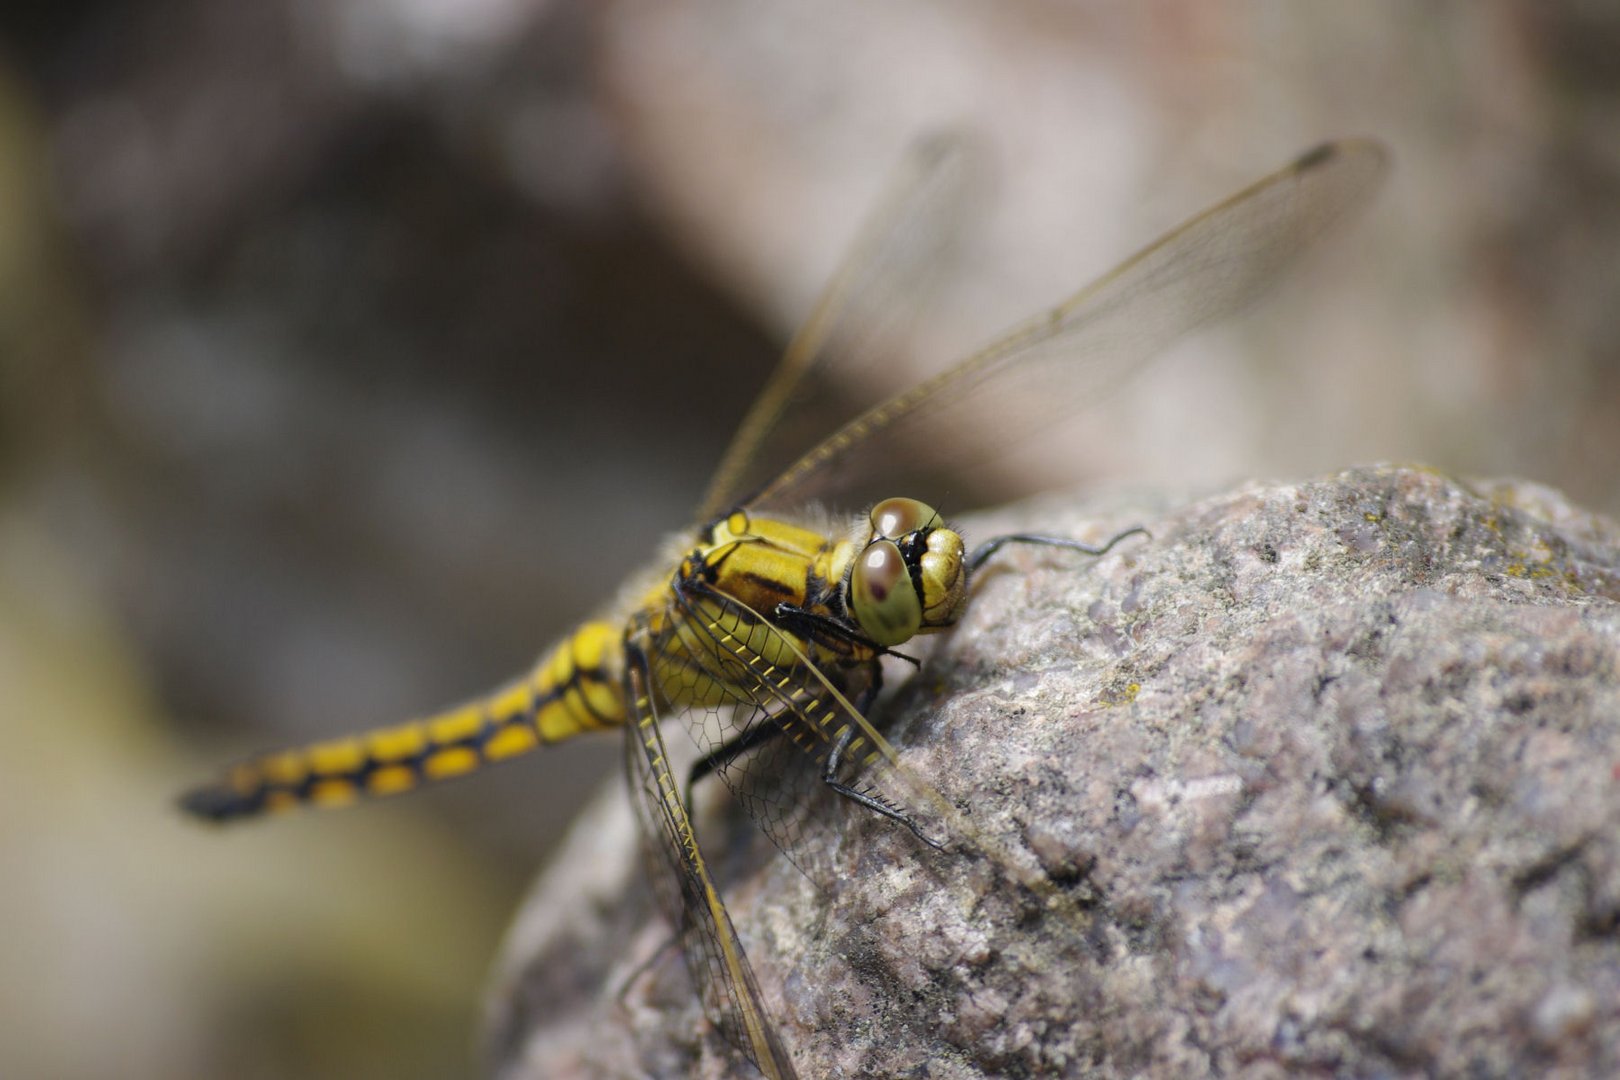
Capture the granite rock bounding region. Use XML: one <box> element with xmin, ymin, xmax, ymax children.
<box><xmin>486</xmin><ymin>465</ymin><xmax>1620</xmax><ymax>1078</ymax></box>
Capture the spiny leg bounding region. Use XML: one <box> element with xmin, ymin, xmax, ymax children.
<box><xmin>822</xmin><ymin>722</ymin><xmax>943</xmax><ymax>851</ymax></box>
<box><xmin>682</xmin><ymin>714</ymin><xmax>786</xmax><ymax>822</ymax></box>
<box><xmin>671</xmin><ymin>580</ymin><xmax>939</xmax><ymax>850</ymax></box>
<box><xmin>772</xmin><ymin>602</ymin><xmax>922</xmax><ymax>669</ymax></box>
<box><xmin>681</xmin><ymin>672</ymin><xmax>881</xmax><ymax>823</ymax></box>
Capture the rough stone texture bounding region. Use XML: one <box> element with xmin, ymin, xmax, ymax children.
<box><xmin>485</xmin><ymin>465</ymin><xmax>1620</xmax><ymax>1079</ymax></box>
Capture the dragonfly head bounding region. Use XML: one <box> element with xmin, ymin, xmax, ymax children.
<box><xmin>848</xmin><ymin>497</ymin><xmax>967</xmax><ymax>648</ymax></box>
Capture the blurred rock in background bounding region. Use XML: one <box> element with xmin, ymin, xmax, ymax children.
<box><xmin>1</xmin><ymin>2</ymin><xmax>1617</xmax><ymax>1078</ymax></box>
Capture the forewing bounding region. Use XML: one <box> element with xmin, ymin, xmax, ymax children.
<box><xmin>622</xmin><ymin>638</ymin><xmax>799</xmax><ymax>1080</ymax></box>
<box><xmin>745</xmin><ymin>139</ymin><xmax>1390</xmax><ymax>514</ymax></box>
<box><xmin>678</xmin><ymin>587</ymin><xmax>1120</xmax><ymax>1009</ymax></box>
<box><xmin>652</xmin><ymin>579</ymin><xmax>1133</xmax><ymax>1066</ymax></box>
<box><xmin>697</xmin><ymin>131</ymin><xmax>984</xmax><ymax>520</ymax></box>
<box><xmin>658</xmin><ymin>580</ymin><xmax>894</xmax><ymax>887</ymax></box>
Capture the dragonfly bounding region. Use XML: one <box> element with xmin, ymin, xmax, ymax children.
<box><xmin>180</xmin><ymin>136</ymin><xmax>1388</xmax><ymax>1079</ymax></box>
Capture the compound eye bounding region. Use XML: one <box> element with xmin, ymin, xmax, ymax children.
<box><xmin>870</xmin><ymin>497</ymin><xmax>939</xmax><ymax>540</ymax></box>
<box><xmin>850</xmin><ymin>540</ymin><xmax>922</xmax><ymax>647</ymax></box>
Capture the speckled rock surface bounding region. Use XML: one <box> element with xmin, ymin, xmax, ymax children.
<box><xmin>485</xmin><ymin>465</ymin><xmax>1620</xmax><ymax>1079</ymax></box>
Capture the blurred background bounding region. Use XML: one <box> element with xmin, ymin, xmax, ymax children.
<box><xmin>2</xmin><ymin>3</ymin><xmax>1617</xmax><ymax>1078</ymax></box>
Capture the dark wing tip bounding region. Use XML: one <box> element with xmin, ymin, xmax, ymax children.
<box><xmin>1294</xmin><ymin>141</ymin><xmax>1341</xmax><ymax>171</ymax></box>
<box><xmin>1294</xmin><ymin>137</ymin><xmax>1391</xmax><ymax>176</ymax></box>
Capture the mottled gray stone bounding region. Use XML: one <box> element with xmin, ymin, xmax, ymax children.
<box><xmin>485</xmin><ymin>466</ymin><xmax>1620</xmax><ymax>1079</ymax></box>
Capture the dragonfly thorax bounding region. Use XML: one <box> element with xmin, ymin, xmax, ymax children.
<box><xmin>847</xmin><ymin>497</ymin><xmax>967</xmax><ymax>648</ymax></box>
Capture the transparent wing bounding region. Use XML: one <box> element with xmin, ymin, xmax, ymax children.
<box><xmin>622</xmin><ymin>637</ymin><xmax>800</xmax><ymax>1080</ymax></box>
<box><xmin>697</xmin><ymin>130</ymin><xmax>984</xmax><ymax>520</ymax></box>
<box><xmin>656</xmin><ymin>579</ymin><xmax>890</xmax><ymax>886</ymax></box>
<box><xmin>744</xmin><ymin>139</ymin><xmax>1390</xmax><ymax>514</ymax></box>
<box><xmin>663</xmin><ymin>582</ymin><xmax>1119</xmax><ymax>1014</ymax></box>
<box><xmin>631</xmin><ymin>142</ymin><xmax>1389</xmax><ymax>1076</ymax></box>
<box><xmin>646</xmin><ymin>573</ymin><xmax>1127</xmax><ymax>1071</ymax></box>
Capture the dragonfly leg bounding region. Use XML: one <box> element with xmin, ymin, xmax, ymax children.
<box><xmin>823</xmin><ymin>723</ymin><xmax>945</xmax><ymax>851</ymax></box>
<box><xmin>680</xmin><ymin>666</ymin><xmax>883</xmax><ymax>820</ymax></box>
<box><xmin>683</xmin><ymin>716</ymin><xmax>785</xmax><ymax>821</ymax></box>
<box><xmin>773</xmin><ymin>602</ymin><xmax>873</xmax><ymax>650</ymax></box>
<box><xmin>968</xmin><ymin>524</ymin><xmax>1149</xmax><ymax>572</ymax></box>
<box><xmin>614</xmin><ymin>928</ymin><xmax>682</xmax><ymax>1011</ymax></box>
<box><xmin>680</xmin><ymin>663</ymin><xmax>887</xmax><ymax>822</ymax></box>
<box><xmin>773</xmin><ymin>603</ymin><xmax>921</xmax><ymax>668</ymax></box>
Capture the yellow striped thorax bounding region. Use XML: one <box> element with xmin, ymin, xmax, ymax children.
<box><xmin>670</xmin><ymin>499</ymin><xmax>968</xmax><ymax>656</ymax></box>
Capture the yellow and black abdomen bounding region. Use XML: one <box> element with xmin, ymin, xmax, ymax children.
<box><xmin>180</xmin><ymin>620</ymin><xmax>628</xmax><ymax>822</ymax></box>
